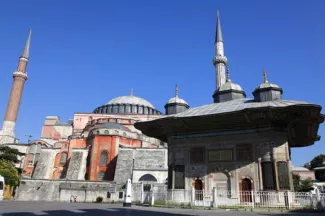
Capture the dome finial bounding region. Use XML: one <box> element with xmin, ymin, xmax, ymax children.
<box><xmin>175</xmin><ymin>84</ymin><xmax>179</xmax><ymax>97</ymax></box>
<box><xmin>263</xmin><ymin>68</ymin><xmax>268</xmax><ymax>83</ymax></box>
<box><xmin>226</xmin><ymin>65</ymin><xmax>231</xmax><ymax>82</ymax></box>
<box><xmin>130</xmin><ymin>88</ymin><xmax>133</xmax><ymax>96</ymax></box>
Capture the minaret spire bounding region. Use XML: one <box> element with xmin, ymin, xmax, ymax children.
<box><xmin>0</xmin><ymin>29</ymin><xmax>31</xmax><ymax>144</ymax></box>
<box><xmin>263</xmin><ymin>68</ymin><xmax>268</xmax><ymax>83</ymax></box>
<box><xmin>21</xmin><ymin>29</ymin><xmax>32</xmax><ymax>59</ymax></box>
<box><xmin>130</xmin><ymin>88</ymin><xmax>133</xmax><ymax>96</ymax></box>
<box><xmin>213</xmin><ymin>10</ymin><xmax>228</xmax><ymax>92</ymax></box>
<box><xmin>175</xmin><ymin>84</ymin><xmax>179</xmax><ymax>97</ymax></box>
<box><xmin>215</xmin><ymin>10</ymin><xmax>223</xmax><ymax>43</ymax></box>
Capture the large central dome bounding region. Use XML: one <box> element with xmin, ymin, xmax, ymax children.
<box><xmin>107</xmin><ymin>95</ymin><xmax>155</xmax><ymax>109</ymax></box>
<box><xmin>93</xmin><ymin>94</ymin><xmax>162</xmax><ymax>115</ymax></box>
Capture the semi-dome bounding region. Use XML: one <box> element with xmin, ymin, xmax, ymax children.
<box><xmin>218</xmin><ymin>81</ymin><xmax>244</xmax><ymax>92</ymax></box>
<box><xmin>107</xmin><ymin>95</ymin><xmax>155</xmax><ymax>109</ymax></box>
<box><xmin>165</xmin><ymin>84</ymin><xmax>189</xmax><ymax>115</ymax></box>
<box><xmin>213</xmin><ymin>67</ymin><xmax>246</xmax><ymax>103</ymax></box>
<box><xmin>255</xmin><ymin>82</ymin><xmax>281</xmax><ymax>90</ymax></box>
<box><xmin>253</xmin><ymin>70</ymin><xmax>283</xmax><ymax>102</ymax></box>
<box><xmin>167</xmin><ymin>96</ymin><xmax>188</xmax><ymax>105</ymax></box>
<box><xmin>93</xmin><ymin>91</ymin><xmax>162</xmax><ymax>115</ymax></box>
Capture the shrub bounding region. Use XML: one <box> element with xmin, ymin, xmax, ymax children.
<box><xmin>96</xmin><ymin>196</ymin><xmax>103</xmax><ymax>203</ymax></box>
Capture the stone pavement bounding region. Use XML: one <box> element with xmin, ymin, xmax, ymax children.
<box><xmin>0</xmin><ymin>201</ymin><xmax>321</xmax><ymax>216</ymax></box>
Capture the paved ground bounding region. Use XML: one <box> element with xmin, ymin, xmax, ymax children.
<box><xmin>0</xmin><ymin>201</ymin><xmax>321</xmax><ymax>216</ymax></box>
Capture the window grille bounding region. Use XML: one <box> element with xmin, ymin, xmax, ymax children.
<box><xmin>262</xmin><ymin>162</ymin><xmax>275</xmax><ymax>190</ymax></box>
<box><xmin>277</xmin><ymin>161</ymin><xmax>290</xmax><ymax>190</ymax></box>
<box><xmin>208</xmin><ymin>149</ymin><xmax>233</xmax><ymax>162</ymax></box>
<box><xmin>99</xmin><ymin>151</ymin><xmax>108</xmax><ymax>166</ymax></box>
<box><xmin>191</xmin><ymin>147</ymin><xmax>205</xmax><ymax>163</ymax></box>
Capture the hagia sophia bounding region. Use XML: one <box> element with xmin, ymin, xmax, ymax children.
<box><xmin>0</xmin><ymin>12</ymin><xmax>323</xmax><ymax>203</ymax></box>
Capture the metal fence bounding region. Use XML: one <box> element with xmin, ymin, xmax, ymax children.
<box><xmin>132</xmin><ymin>187</ymin><xmax>325</xmax><ymax>210</ymax></box>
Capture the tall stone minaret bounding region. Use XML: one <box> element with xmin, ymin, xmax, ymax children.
<box><xmin>0</xmin><ymin>30</ymin><xmax>31</xmax><ymax>144</ymax></box>
<box><xmin>212</xmin><ymin>11</ymin><xmax>228</xmax><ymax>90</ymax></box>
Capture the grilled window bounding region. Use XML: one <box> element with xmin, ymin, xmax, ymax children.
<box><xmin>139</xmin><ymin>174</ymin><xmax>157</xmax><ymax>182</ymax></box>
<box><xmin>191</xmin><ymin>147</ymin><xmax>205</xmax><ymax>163</ymax></box>
<box><xmin>99</xmin><ymin>151</ymin><xmax>108</xmax><ymax>166</ymax></box>
<box><xmin>208</xmin><ymin>149</ymin><xmax>233</xmax><ymax>162</ymax></box>
<box><xmin>262</xmin><ymin>162</ymin><xmax>275</xmax><ymax>190</ymax></box>
<box><xmin>277</xmin><ymin>161</ymin><xmax>290</xmax><ymax>190</ymax></box>
<box><xmin>174</xmin><ymin>165</ymin><xmax>185</xmax><ymax>189</ymax></box>
<box><xmin>236</xmin><ymin>144</ymin><xmax>252</xmax><ymax>161</ymax></box>
<box><xmin>168</xmin><ymin>166</ymin><xmax>173</xmax><ymax>189</ymax></box>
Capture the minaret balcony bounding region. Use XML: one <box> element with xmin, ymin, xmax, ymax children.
<box><xmin>213</xmin><ymin>55</ymin><xmax>227</xmax><ymax>65</ymax></box>
<box><xmin>13</xmin><ymin>71</ymin><xmax>28</xmax><ymax>80</ymax></box>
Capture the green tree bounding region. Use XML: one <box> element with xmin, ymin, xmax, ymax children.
<box><xmin>0</xmin><ymin>146</ymin><xmax>25</xmax><ymax>163</ymax></box>
<box><xmin>292</xmin><ymin>173</ymin><xmax>301</xmax><ymax>191</ymax></box>
<box><xmin>299</xmin><ymin>178</ymin><xmax>314</xmax><ymax>192</ymax></box>
<box><xmin>0</xmin><ymin>145</ymin><xmax>25</xmax><ymax>186</ymax></box>
<box><xmin>0</xmin><ymin>160</ymin><xmax>19</xmax><ymax>186</ymax></box>
<box><xmin>292</xmin><ymin>174</ymin><xmax>314</xmax><ymax>192</ymax></box>
<box><xmin>310</xmin><ymin>154</ymin><xmax>325</xmax><ymax>169</ymax></box>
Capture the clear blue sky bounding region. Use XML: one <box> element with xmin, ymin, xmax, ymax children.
<box><xmin>0</xmin><ymin>0</ymin><xmax>324</xmax><ymax>166</ymax></box>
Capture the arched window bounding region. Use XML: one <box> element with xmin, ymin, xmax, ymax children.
<box><xmin>98</xmin><ymin>171</ymin><xmax>105</xmax><ymax>180</ymax></box>
<box><xmin>28</xmin><ymin>153</ymin><xmax>34</xmax><ymax>167</ymax></box>
<box><xmin>99</xmin><ymin>151</ymin><xmax>108</xmax><ymax>166</ymax></box>
<box><xmin>139</xmin><ymin>174</ymin><xmax>157</xmax><ymax>182</ymax></box>
<box><xmin>104</xmin><ymin>130</ymin><xmax>109</xmax><ymax>135</ymax></box>
<box><xmin>60</xmin><ymin>152</ymin><xmax>68</xmax><ymax>166</ymax></box>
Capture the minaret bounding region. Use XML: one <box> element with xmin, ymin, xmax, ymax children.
<box><xmin>212</xmin><ymin>11</ymin><xmax>228</xmax><ymax>90</ymax></box>
<box><xmin>0</xmin><ymin>30</ymin><xmax>31</xmax><ymax>144</ymax></box>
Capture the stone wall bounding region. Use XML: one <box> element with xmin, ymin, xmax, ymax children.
<box><xmin>114</xmin><ymin>147</ymin><xmax>168</xmax><ymax>186</ymax></box>
<box><xmin>16</xmin><ymin>179</ymin><xmax>120</xmax><ymax>202</ymax></box>
<box><xmin>114</xmin><ymin>148</ymin><xmax>133</xmax><ymax>186</ymax></box>
<box><xmin>32</xmin><ymin>149</ymin><xmax>57</xmax><ymax>179</ymax></box>
<box><xmin>66</xmin><ymin>149</ymin><xmax>88</xmax><ymax>180</ymax></box>
<box><xmin>168</xmin><ymin>130</ymin><xmax>292</xmax><ymax>192</ymax></box>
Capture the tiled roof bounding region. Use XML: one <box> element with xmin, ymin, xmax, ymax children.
<box><xmin>163</xmin><ymin>98</ymin><xmax>311</xmax><ymax>118</ymax></box>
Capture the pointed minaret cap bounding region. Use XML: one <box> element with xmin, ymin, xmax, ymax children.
<box><xmin>130</xmin><ymin>88</ymin><xmax>133</xmax><ymax>96</ymax></box>
<box><xmin>215</xmin><ymin>10</ymin><xmax>223</xmax><ymax>42</ymax></box>
<box><xmin>263</xmin><ymin>68</ymin><xmax>268</xmax><ymax>83</ymax></box>
<box><xmin>20</xmin><ymin>29</ymin><xmax>32</xmax><ymax>59</ymax></box>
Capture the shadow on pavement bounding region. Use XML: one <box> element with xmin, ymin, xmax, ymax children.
<box><xmin>1</xmin><ymin>207</ymin><xmax>195</xmax><ymax>216</ymax></box>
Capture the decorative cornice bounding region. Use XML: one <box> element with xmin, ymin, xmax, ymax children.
<box><xmin>13</xmin><ymin>71</ymin><xmax>28</xmax><ymax>80</ymax></box>
<box><xmin>213</xmin><ymin>55</ymin><xmax>227</xmax><ymax>65</ymax></box>
<box><xmin>19</xmin><ymin>57</ymin><xmax>29</xmax><ymax>62</ymax></box>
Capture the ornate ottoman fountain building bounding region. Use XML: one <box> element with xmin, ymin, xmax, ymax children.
<box><xmin>135</xmin><ymin>12</ymin><xmax>324</xmax><ymax>194</ymax></box>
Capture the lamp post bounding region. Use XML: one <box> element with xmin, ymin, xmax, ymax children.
<box><xmin>25</xmin><ymin>134</ymin><xmax>32</xmax><ymax>143</ymax></box>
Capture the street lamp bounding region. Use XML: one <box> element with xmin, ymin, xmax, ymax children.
<box><xmin>25</xmin><ymin>134</ymin><xmax>32</xmax><ymax>143</ymax></box>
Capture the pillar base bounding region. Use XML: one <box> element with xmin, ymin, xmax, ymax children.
<box><xmin>0</xmin><ymin>121</ymin><xmax>18</xmax><ymax>145</ymax></box>
<box><xmin>0</xmin><ymin>131</ymin><xmax>17</xmax><ymax>145</ymax></box>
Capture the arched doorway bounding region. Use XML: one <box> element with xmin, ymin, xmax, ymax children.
<box><xmin>194</xmin><ymin>179</ymin><xmax>203</xmax><ymax>190</ymax></box>
<box><xmin>194</xmin><ymin>179</ymin><xmax>203</xmax><ymax>200</ymax></box>
<box><xmin>139</xmin><ymin>174</ymin><xmax>157</xmax><ymax>204</ymax></box>
<box><xmin>240</xmin><ymin>178</ymin><xmax>252</xmax><ymax>202</ymax></box>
